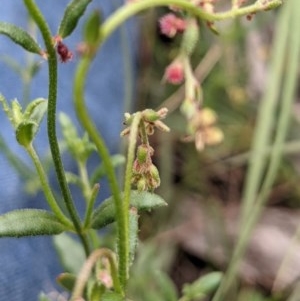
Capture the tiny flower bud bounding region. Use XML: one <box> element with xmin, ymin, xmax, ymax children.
<box><xmin>142</xmin><ymin>109</ymin><xmax>160</xmax><ymax>122</ymax></box>
<box><xmin>149</xmin><ymin>164</ymin><xmax>161</xmax><ymax>188</ymax></box>
<box><xmin>204</xmin><ymin>127</ymin><xmax>224</xmax><ymax>145</ymax></box>
<box><xmin>137</xmin><ymin>177</ymin><xmax>147</xmax><ymax>191</ymax></box>
<box><xmin>202</xmin><ymin>108</ymin><xmax>217</xmax><ymax>125</ymax></box>
<box><xmin>137</xmin><ymin>144</ymin><xmax>149</xmax><ymax>164</ymax></box>
<box><xmin>159</xmin><ymin>13</ymin><xmax>186</xmax><ymax>38</ymax></box>
<box><xmin>191</xmin><ymin>108</ymin><xmax>217</xmax><ymax>129</ymax></box>
<box><xmin>97</xmin><ymin>270</ymin><xmax>113</xmax><ymax>288</ymax></box>
<box><xmin>164</xmin><ymin>59</ymin><xmax>184</xmax><ymax>85</ymax></box>
<box><xmin>123</xmin><ymin>112</ymin><xmax>134</xmax><ymax>125</ymax></box>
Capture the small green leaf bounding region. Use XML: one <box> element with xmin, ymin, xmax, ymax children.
<box><xmin>56</xmin><ymin>272</ymin><xmax>77</xmax><ymax>292</ymax></box>
<box><xmin>84</xmin><ymin>10</ymin><xmax>101</xmax><ymax>45</ymax></box>
<box><xmin>23</xmin><ymin>98</ymin><xmax>47</xmax><ymax>121</ymax></box>
<box><xmin>4</xmin><ymin>98</ymin><xmax>47</xmax><ymax>146</ymax></box>
<box><xmin>58</xmin><ymin>0</ymin><xmax>92</xmax><ymax>39</ymax></box>
<box><xmin>59</xmin><ymin>112</ymin><xmax>95</xmax><ymax>162</ymax></box>
<box><xmin>16</xmin><ymin>120</ymin><xmax>37</xmax><ymax>147</ymax></box>
<box><xmin>0</xmin><ymin>209</ymin><xmax>67</xmax><ymax>237</ymax></box>
<box><xmin>0</xmin><ymin>22</ymin><xmax>42</xmax><ymax>54</ymax></box>
<box><xmin>182</xmin><ymin>272</ymin><xmax>223</xmax><ymax>300</ymax></box>
<box><xmin>11</xmin><ymin>99</ymin><xmax>23</xmax><ymax>126</ymax></box>
<box><xmin>91</xmin><ymin>191</ymin><xmax>167</xmax><ymax>229</ymax></box>
<box><xmin>28</xmin><ymin>99</ymin><xmax>47</xmax><ymax>136</ymax></box>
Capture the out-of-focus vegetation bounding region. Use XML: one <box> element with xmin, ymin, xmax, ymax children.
<box><xmin>129</xmin><ymin>1</ymin><xmax>300</xmax><ymax>300</ymax></box>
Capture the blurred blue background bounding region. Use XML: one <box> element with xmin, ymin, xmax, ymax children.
<box><xmin>0</xmin><ymin>1</ymin><xmax>137</xmax><ymax>299</ymax></box>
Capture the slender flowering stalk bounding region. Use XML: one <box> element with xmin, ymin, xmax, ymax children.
<box><xmin>99</xmin><ymin>0</ymin><xmax>282</xmax><ymax>47</ymax></box>
<box><xmin>74</xmin><ymin>56</ymin><xmax>126</xmax><ymax>290</ymax></box>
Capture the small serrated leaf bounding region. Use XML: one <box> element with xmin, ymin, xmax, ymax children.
<box><xmin>0</xmin><ymin>209</ymin><xmax>67</xmax><ymax>237</ymax></box>
<box><xmin>91</xmin><ymin>191</ymin><xmax>167</xmax><ymax>229</ymax></box>
<box><xmin>0</xmin><ymin>22</ymin><xmax>42</xmax><ymax>54</ymax></box>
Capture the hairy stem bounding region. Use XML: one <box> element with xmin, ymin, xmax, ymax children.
<box><xmin>122</xmin><ymin>112</ymin><xmax>142</xmax><ymax>276</ymax></box>
<box><xmin>23</xmin><ymin>0</ymin><xmax>90</xmax><ymax>256</ymax></box>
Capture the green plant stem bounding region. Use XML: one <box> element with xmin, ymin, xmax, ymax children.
<box><xmin>78</xmin><ymin>160</ymin><xmax>92</xmax><ymax>202</ymax></box>
<box><xmin>23</xmin><ymin>0</ymin><xmax>90</xmax><ymax>256</ymax></box>
<box><xmin>26</xmin><ymin>144</ymin><xmax>73</xmax><ymax>228</ymax></box>
<box><xmin>99</xmin><ymin>0</ymin><xmax>282</xmax><ymax>45</ymax></box>
<box><xmin>122</xmin><ymin>112</ymin><xmax>142</xmax><ymax>277</ymax></box>
<box><xmin>73</xmin><ymin>56</ymin><xmax>126</xmax><ymax>291</ymax></box>
<box><xmin>240</xmin><ymin>0</ymin><xmax>290</xmax><ymax>227</ymax></box>
<box><xmin>83</xmin><ymin>183</ymin><xmax>100</xmax><ymax>228</ymax></box>
<box><xmin>71</xmin><ymin>248</ymin><xmax>122</xmax><ymax>301</ymax></box>
<box><xmin>139</xmin><ymin>119</ymin><xmax>149</xmax><ymax>145</ymax></box>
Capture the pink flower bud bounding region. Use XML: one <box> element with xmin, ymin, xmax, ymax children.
<box><xmin>159</xmin><ymin>13</ymin><xmax>186</xmax><ymax>38</ymax></box>
<box><xmin>164</xmin><ymin>60</ymin><xmax>184</xmax><ymax>85</ymax></box>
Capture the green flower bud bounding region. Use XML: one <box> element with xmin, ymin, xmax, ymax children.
<box><xmin>137</xmin><ymin>177</ymin><xmax>147</xmax><ymax>191</ymax></box>
<box><xmin>136</xmin><ymin>144</ymin><xmax>149</xmax><ymax>164</ymax></box>
<box><xmin>142</xmin><ymin>109</ymin><xmax>160</xmax><ymax>122</ymax></box>
<box><xmin>149</xmin><ymin>164</ymin><xmax>161</xmax><ymax>189</ymax></box>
